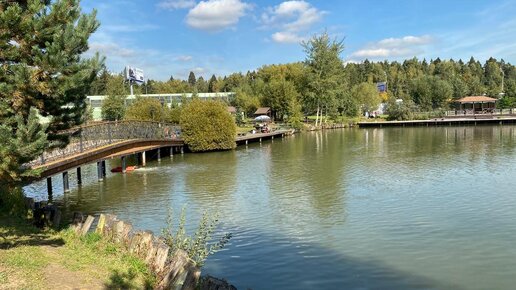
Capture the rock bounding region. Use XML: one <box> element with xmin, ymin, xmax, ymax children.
<box><xmin>200</xmin><ymin>276</ymin><xmax>237</xmax><ymax>290</ymax></box>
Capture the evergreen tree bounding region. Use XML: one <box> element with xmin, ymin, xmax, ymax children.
<box><xmin>208</xmin><ymin>74</ymin><xmax>218</xmax><ymax>92</ymax></box>
<box><xmin>0</xmin><ymin>0</ymin><xmax>101</xmax><ymax>210</ymax></box>
<box><xmin>188</xmin><ymin>71</ymin><xmax>196</xmax><ymax>87</ymax></box>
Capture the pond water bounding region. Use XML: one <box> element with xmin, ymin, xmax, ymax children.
<box><xmin>25</xmin><ymin>126</ymin><xmax>516</xmax><ymax>290</ymax></box>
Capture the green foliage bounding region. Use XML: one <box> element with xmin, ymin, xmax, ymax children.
<box><xmin>0</xmin><ymin>0</ymin><xmax>103</xmax><ymax>146</ymax></box>
<box><xmin>125</xmin><ymin>96</ymin><xmax>166</xmax><ymax>122</ymax></box>
<box><xmin>180</xmin><ymin>99</ymin><xmax>236</xmax><ymax>152</ymax></box>
<box><xmin>410</xmin><ymin>75</ymin><xmax>453</xmax><ymax>110</ymax></box>
<box><xmin>161</xmin><ymin>207</ymin><xmax>232</xmax><ymax>267</ymax></box>
<box><xmin>0</xmin><ymin>0</ymin><xmax>100</xmax><ymax>209</ymax></box>
<box><xmin>0</xmin><ymin>109</ymin><xmax>47</xmax><ymax>215</ymax></box>
<box><xmin>101</xmin><ymin>95</ymin><xmax>126</xmax><ymax>121</ymax></box>
<box><xmin>386</xmin><ymin>99</ymin><xmax>415</xmax><ymax>121</ymax></box>
<box><xmin>287</xmin><ymin>98</ymin><xmax>303</xmax><ymax>130</ymax></box>
<box><xmin>261</xmin><ymin>79</ymin><xmax>298</xmax><ymax>120</ymax></box>
<box><xmin>352</xmin><ymin>82</ymin><xmax>381</xmax><ymax>113</ymax></box>
<box><xmin>302</xmin><ymin>32</ymin><xmax>346</xmax><ymax>120</ymax></box>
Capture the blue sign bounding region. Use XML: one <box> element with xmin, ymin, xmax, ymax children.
<box><xmin>377</xmin><ymin>82</ymin><xmax>387</xmax><ymax>93</ymax></box>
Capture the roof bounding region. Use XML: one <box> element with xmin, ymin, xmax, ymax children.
<box><xmin>254</xmin><ymin>107</ymin><xmax>271</xmax><ymax>115</ymax></box>
<box><xmin>227</xmin><ymin>106</ymin><xmax>236</xmax><ymax>113</ymax></box>
<box><xmin>456</xmin><ymin>96</ymin><xmax>498</xmax><ymax>103</ymax></box>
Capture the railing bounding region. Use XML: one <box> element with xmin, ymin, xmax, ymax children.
<box><xmin>30</xmin><ymin>121</ymin><xmax>181</xmax><ymax>167</ymax></box>
<box><xmin>445</xmin><ymin>108</ymin><xmax>516</xmax><ymax>116</ymax></box>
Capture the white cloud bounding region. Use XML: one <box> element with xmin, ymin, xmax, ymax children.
<box><xmin>89</xmin><ymin>42</ymin><xmax>137</xmax><ymax>58</ymax></box>
<box><xmin>103</xmin><ymin>24</ymin><xmax>159</xmax><ymax>32</ymax></box>
<box><xmin>175</xmin><ymin>55</ymin><xmax>193</xmax><ymax>62</ymax></box>
<box><xmin>158</xmin><ymin>0</ymin><xmax>196</xmax><ymax>10</ymax></box>
<box><xmin>271</xmin><ymin>31</ymin><xmax>305</xmax><ymax>44</ymax></box>
<box><xmin>262</xmin><ymin>1</ymin><xmax>325</xmax><ymax>44</ymax></box>
<box><xmin>186</xmin><ymin>0</ymin><xmax>251</xmax><ymax>31</ymax></box>
<box><xmin>349</xmin><ymin>35</ymin><xmax>434</xmax><ymax>60</ymax></box>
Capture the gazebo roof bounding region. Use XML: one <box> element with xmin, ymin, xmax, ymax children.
<box><xmin>254</xmin><ymin>107</ymin><xmax>271</xmax><ymax>115</ymax></box>
<box><xmin>456</xmin><ymin>96</ymin><xmax>497</xmax><ymax>103</ymax></box>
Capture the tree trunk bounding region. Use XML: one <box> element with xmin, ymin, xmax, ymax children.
<box><xmin>315</xmin><ymin>105</ymin><xmax>320</xmax><ymax>127</ymax></box>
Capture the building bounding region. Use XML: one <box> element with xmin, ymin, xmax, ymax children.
<box><xmin>455</xmin><ymin>96</ymin><xmax>497</xmax><ymax>113</ymax></box>
<box><xmin>87</xmin><ymin>92</ymin><xmax>235</xmax><ymax>120</ymax></box>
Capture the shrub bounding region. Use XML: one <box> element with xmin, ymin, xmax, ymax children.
<box><xmin>180</xmin><ymin>99</ymin><xmax>236</xmax><ymax>152</ymax></box>
<box><xmin>386</xmin><ymin>100</ymin><xmax>415</xmax><ymax>121</ymax></box>
<box><xmin>101</xmin><ymin>95</ymin><xmax>125</xmax><ymax>121</ymax></box>
<box><xmin>125</xmin><ymin>96</ymin><xmax>165</xmax><ymax>122</ymax></box>
<box><xmin>161</xmin><ymin>207</ymin><xmax>232</xmax><ymax>267</ymax></box>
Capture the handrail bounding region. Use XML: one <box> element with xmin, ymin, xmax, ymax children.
<box><xmin>30</xmin><ymin>121</ymin><xmax>181</xmax><ymax>167</ymax></box>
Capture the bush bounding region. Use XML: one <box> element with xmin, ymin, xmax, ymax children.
<box><xmin>180</xmin><ymin>99</ymin><xmax>236</xmax><ymax>152</ymax></box>
<box><xmin>101</xmin><ymin>95</ymin><xmax>125</xmax><ymax>121</ymax></box>
<box><xmin>161</xmin><ymin>207</ymin><xmax>232</xmax><ymax>267</ymax></box>
<box><xmin>125</xmin><ymin>96</ymin><xmax>165</xmax><ymax>122</ymax></box>
<box><xmin>386</xmin><ymin>100</ymin><xmax>415</xmax><ymax>121</ymax></box>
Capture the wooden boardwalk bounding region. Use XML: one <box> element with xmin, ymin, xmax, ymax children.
<box><xmin>358</xmin><ymin>117</ymin><xmax>516</xmax><ymax>128</ymax></box>
<box><xmin>235</xmin><ymin>129</ymin><xmax>294</xmax><ymax>145</ymax></box>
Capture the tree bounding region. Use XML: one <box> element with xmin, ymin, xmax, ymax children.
<box><xmin>188</xmin><ymin>71</ymin><xmax>196</xmax><ymax>87</ymax></box>
<box><xmin>125</xmin><ymin>96</ymin><xmax>166</xmax><ymax>122</ymax></box>
<box><xmin>0</xmin><ymin>0</ymin><xmax>101</xmax><ymax>212</ymax></box>
<box><xmin>352</xmin><ymin>82</ymin><xmax>381</xmax><ymax>114</ymax></box>
<box><xmin>180</xmin><ymin>99</ymin><xmax>236</xmax><ymax>152</ymax></box>
<box><xmin>101</xmin><ymin>75</ymin><xmax>127</xmax><ymax>120</ymax></box>
<box><xmin>410</xmin><ymin>76</ymin><xmax>452</xmax><ymax>110</ymax></box>
<box><xmin>261</xmin><ymin>79</ymin><xmax>298</xmax><ymax>120</ymax></box>
<box><xmin>208</xmin><ymin>74</ymin><xmax>219</xmax><ymax>92</ymax></box>
<box><xmin>302</xmin><ymin>32</ymin><xmax>346</xmax><ymax>126</ymax></box>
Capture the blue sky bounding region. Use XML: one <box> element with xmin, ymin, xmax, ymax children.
<box><xmin>81</xmin><ymin>0</ymin><xmax>516</xmax><ymax>81</ymax></box>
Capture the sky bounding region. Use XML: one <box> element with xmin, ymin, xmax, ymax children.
<box><xmin>81</xmin><ymin>0</ymin><xmax>516</xmax><ymax>81</ymax></box>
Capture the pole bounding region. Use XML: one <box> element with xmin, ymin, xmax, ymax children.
<box><xmin>130</xmin><ymin>80</ymin><xmax>134</xmax><ymax>96</ymax></box>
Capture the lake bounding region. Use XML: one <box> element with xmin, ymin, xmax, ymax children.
<box><xmin>25</xmin><ymin>125</ymin><xmax>516</xmax><ymax>290</ymax></box>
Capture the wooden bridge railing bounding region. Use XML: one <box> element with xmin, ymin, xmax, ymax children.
<box><xmin>30</xmin><ymin>121</ymin><xmax>181</xmax><ymax>167</ymax></box>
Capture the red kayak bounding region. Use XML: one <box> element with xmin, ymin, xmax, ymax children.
<box><xmin>110</xmin><ymin>166</ymin><xmax>137</xmax><ymax>173</ymax></box>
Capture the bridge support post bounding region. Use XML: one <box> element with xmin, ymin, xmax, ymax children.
<box><xmin>101</xmin><ymin>160</ymin><xmax>106</xmax><ymax>177</ymax></box>
<box><xmin>141</xmin><ymin>151</ymin><xmax>146</xmax><ymax>167</ymax></box>
<box><xmin>47</xmin><ymin>177</ymin><xmax>53</xmax><ymax>195</ymax></box>
<box><xmin>121</xmin><ymin>156</ymin><xmax>127</xmax><ymax>173</ymax></box>
<box><xmin>170</xmin><ymin>146</ymin><xmax>174</xmax><ymax>158</ymax></box>
<box><xmin>77</xmin><ymin>167</ymin><xmax>82</xmax><ymax>185</ymax></box>
<box><xmin>97</xmin><ymin>161</ymin><xmax>104</xmax><ymax>181</ymax></box>
<box><xmin>245</xmin><ymin>140</ymin><xmax>248</xmax><ymax>145</ymax></box>
<box><xmin>181</xmin><ymin>146</ymin><xmax>184</xmax><ymax>154</ymax></box>
<box><xmin>259</xmin><ymin>138</ymin><xmax>262</xmax><ymax>143</ymax></box>
<box><xmin>63</xmin><ymin>171</ymin><xmax>70</xmax><ymax>192</ymax></box>
<box><xmin>157</xmin><ymin>148</ymin><xmax>161</xmax><ymax>162</ymax></box>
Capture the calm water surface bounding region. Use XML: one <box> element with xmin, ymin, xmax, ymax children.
<box><xmin>25</xmin><ymin>126</ymin><xmax>516</xmax><ymax>290</ymax></box>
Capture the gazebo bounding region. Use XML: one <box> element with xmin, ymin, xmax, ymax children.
<box><xmin>254</xmin><ymin>107</ymin><xmax>271</xmax><ymax>117</ymax></box>
<box><xmin>455</xmin><ymin>96</ymin><xmax>497</xmax><ymax>114</ymax></box>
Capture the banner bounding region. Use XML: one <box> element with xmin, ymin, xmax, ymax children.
<box><xmin>125</xmin><ymin>66</ymin><xmax>144</xmax><ymax>84</ymax></box>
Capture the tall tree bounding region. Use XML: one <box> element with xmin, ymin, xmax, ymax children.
<box><xmin>208</xmin><ymin>74</ymin><xmax>218</xmax><ymax>92</ymax></box>
<box><xmin>188</xmin><ymin>71</ymin><xmax>196</xmax><ymax>87</ymax></box>
<box><xmin>302</xmin><ymin>32</ymin><xmax>345</xmax><ymax>126</ymax></box>
<box><xmin>0</xmin><ymin>0</ymin><xmax>102</xmax><ymax>210</ymax></box>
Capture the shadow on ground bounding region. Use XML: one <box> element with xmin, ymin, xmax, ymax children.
<box><xmin>0</xmin><ymin>214</ymin><xmax>64</xmax><ymax>249</ymax></box>
<box><xmin>104</xmin><ymin>269</ymin><xmax>153</xmax><ymax>290</ymax></box>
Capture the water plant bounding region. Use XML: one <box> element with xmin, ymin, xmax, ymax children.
<box><xmin>161</xmin><ymin>207</ymin><xmax>232</xmax><ymax>267</ymax></box>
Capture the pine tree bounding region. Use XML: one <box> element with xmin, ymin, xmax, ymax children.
<box><xmin>188</xmin><ymin>71</ymin><xmax>196</xmax><ymax>87</ymax></box>
<box><xmin>0</xmin><ymin>0</ymin><xmax>102</xmax><ymax>208</ymax></box>
<box><xmin>208</xmin><ymin>74</ymin><xmax>218</xmax><ymax>92</ymax></box>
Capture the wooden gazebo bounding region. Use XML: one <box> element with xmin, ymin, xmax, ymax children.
<box><xmin>455</xmin><ymin>96</ymin><xmax>497</xmax><ymax>113</ymax></box>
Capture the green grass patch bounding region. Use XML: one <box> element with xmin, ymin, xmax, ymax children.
<box><xmin>0</xmin><ymin>213</ymin><xmax>155</xmax><ymax>289</ymax></box>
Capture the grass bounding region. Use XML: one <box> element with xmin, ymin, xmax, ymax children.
<box><xmin>0</xmin><ymin>213</ymin><xmax>155</xmax><ymax>289</ymax></box>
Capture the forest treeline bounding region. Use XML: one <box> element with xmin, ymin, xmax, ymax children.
<box><xmin>89</xmin><ymin>34</ymin><xmax>516</xmax><ymax>122</ymax></box>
